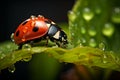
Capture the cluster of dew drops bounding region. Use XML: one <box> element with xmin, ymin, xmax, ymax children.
<box><xmin>68</xmin><ymin>7</ymin><xmax>120</xmax><ymax>64</ymax></box>
<box><xmin>68</xmin><ymin>7</ymin><xmax>120</xmax><ymax>48</ymax></box>
<box><xmin>0</xmin><ymin>43</ymin><xmax>32</xmax><ymax>73</ymax></box>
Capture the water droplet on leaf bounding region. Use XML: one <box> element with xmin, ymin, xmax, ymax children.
<box><xmin>83</xmin><ymin>8</ymin><xmax>94</xmax><ymax>21</ymax></box>
<box><xmin>8</xmin><ymin>65</ymin><xmax>16</xmax><ymax>73</ymax></box>
<box><xmin>81</xmin><ymin>27</ymin><xmax>86</xmax><ymax>34</ymax></box>
<box><xmin>99</xmin><ymin>43</ymin><xmax>105</xmax><ymax>51</ymax></box>
<box><xmin>71</xmin><ymin>33</ymin><xmax>75</xmax><ymax>36</ymax></box>
<box><xmin>23</xmin><ymin>55</ymin><xmax>32</xmax><ymax>62</ymax></box>
<box><xmin>102</xmin><ymin>54</ymin><xmax>108</xmax><ymax>64</ymax></box>
<box><xmin>81</xmin><ymin>38</ymin><xmax>86</xmax><ymax>44</ymax></box>
<box><xmin>68</xmin><ymin>11</ymin><xmax>76</xmax><ymax>22</ymax></box>
<box><xmin>89</xmin><ymin>38</ymin><xmax>97</xmax><ymax>47</ymax></box>
<box><xmin>88</xmin><ymin>28</ymin><xmax>97</xmax><ymax>36</ymax></box>
<box><xmin>22</xmin><ymin>44</ymin><xmax>31</xmax><ymax>50</ymax></box>
<box><xmin>11</xmin><ymin>33</ymin><xmax>14</xmax><ymax>42</ymax></box>
<box><xmin>102</xmin><ymin>23</ymin><xmax>115</xmax><ymax>37</ymax></box>
<box><xmin>111</xmin><ymin>7</ymin><xmax>120</xmax><ymax>23</ymax></box>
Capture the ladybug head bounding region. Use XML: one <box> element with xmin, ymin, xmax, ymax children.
<box><xmin>59</xmin><ymin>30</ymin><xmax>68</xmax><ymax>44</ymax></box>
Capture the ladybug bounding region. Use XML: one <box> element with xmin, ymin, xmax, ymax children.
<box><xmin>11</xmin><ymin>15</ymin><xmax>68</xmax><ymax>49</ymax></box>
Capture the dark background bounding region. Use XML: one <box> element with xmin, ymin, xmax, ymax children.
<box><xmin>0</xmin><ymin>0</ymin><xmax>75</xmax><ymax>42</ymax></box>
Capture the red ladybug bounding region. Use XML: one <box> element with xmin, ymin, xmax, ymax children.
<box><xmin>11</xmin><ymin>15</ymin><xmax>68</xmax><ymax>48</ymax></box>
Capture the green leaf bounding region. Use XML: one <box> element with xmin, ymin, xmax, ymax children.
<box><xmin>0</xmin><ymin>41</ymin><xmax>120</xmax><ymax>71</ymax></box>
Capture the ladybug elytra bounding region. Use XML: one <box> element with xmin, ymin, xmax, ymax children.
<box><xmin>11</xmin><ymin>15</ymin><xmax>68</xmax><ymax>48</ymax></box>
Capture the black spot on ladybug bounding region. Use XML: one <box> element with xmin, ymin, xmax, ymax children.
<box><xmin>16</xmin><ymin>30</ymin><xmax>20</xmax><ymax>37</ymax></box>
<box><xmin>22</xmin><ymin>21</ymin><xmax>28</xmax><ymax>25</ymax></box>
<box><xmin>32</xmin><ymin>26</ymin><xmax>39</xmax><ymax>32</ymax></box>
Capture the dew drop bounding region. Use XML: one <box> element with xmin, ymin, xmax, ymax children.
<box><xmin>8</xmin><ymin>65</ymin><xmax>16</xmax><ymax>73</ymax></box>
<box><xmin>71</xmin><ymin>33</ymin><xmax>75</xmax><ymax>36</ymax></box>
<box><xmin>102</xmin><ymin>23</ymin><xmax>115</xmax><ymax>37</ymax></box>
<box><xmin>103</xmin><ymin>60</ymin><xmax>107</xmax><ymax>64</ymax></box>
<box><xmin>99</xmin><ymin>43</ymin><xmax>105</xmax><ymax>51</ymax></box>
<box><xmin>23</xmin><ymin>55</ymin><xmax>32</xmax><ymax>62</ymax></box>
<box><xmin>111</xmin><ymin>7</ymin><xmax>120</xmax><ymax>23</ymax></box>
<box><xmin>88</xmin><ymin>28</ymin><xmax>97</xmax><ymax>36</ymax></box>
<box><xmin>22</xmin><ymin>44</ymin><xmax>31</xmax><ymax>50</ymax></box>
<box><xmin>89</xmin><ymin>38</ymin><xmax>97</xmax><ymax>47</ymax></box>
<box><xmin>81</xmin><ymin>38</ymin><xmax>86</xmax><ymax>44</ymax></box>
<box><xmin>83</xmin><ymin>8</ymin><xmax>94</xmax><ymax>21</ymax></box>
<box><xmin>81</xmin><ymin>27</ymin><xmax>86</xmax><ymax>34</ymax></box>
<box><xmin>11</xmin><ymin>33</ymin><xmax>14</xmax><ymax>42</ymax></box>
<box><xmin>102</xmin><ymin>54</ymin><xmax>108</xmax><ymax>64</ymax></box>
<box><xmin>68</xmin><ymin>11</ymin><xmax>76</xmax><ymax>22</ymax></box>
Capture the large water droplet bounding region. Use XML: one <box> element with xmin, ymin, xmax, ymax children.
<box><xmin>88</xmin><ymin>28</ymin><xmax>97</xmax><ymax>36</ymax></box>
<box><xmin>111</xmin><ymin>7</ymin><xmax>120</xmax><ymax>23</ymax></box>
<box><xmin>23</xmin><ymin>55</ymin><xmax>32</xmax><ymax>62</ymax></box>
<box><xmin>8</xmin><ymin>65</ymin><xmax>16</xmax><ymax>73</ymax></box>
<box><xmin>68</xmin><ymin>11</ymin><xmax>76</xmax><ymax>22</ymax></box>
<box><xmin>89</xmin><ymin>38</ymin><xmax>97</xmax><ymax>47</ymax></box>
<box><xmin>81</xmin><ymin>27</ymin><xmax>86</xmax><ymax>34</ymax></box>
<box><xmin>102</xmin><ymin>23</ymin><xmax>115</xmax><ymax>37</ymax></box>
<box><xmin>83</xmin><ymin>8</ymin><xmax>94</xmax><ymax>21</ymax></box>
<box><xmin>22</xmin><ymin>44</ymin><xmax>31</xmax><ymax>50</ymax></box>
<box><xmin>99</xmin><ymin>43</ymin><xmax>105</xmax><ymax>51</ymax></box>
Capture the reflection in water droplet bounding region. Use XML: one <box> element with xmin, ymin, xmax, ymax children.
<box><xmin>102</xmin><ymin>23</ymin><xmax>115</xmax><ymax>37</ymax></box>
<box><xmin>81</xmin><ymin>27</ymin><xmax>86</xmax><ymax>34</ymax></box>
<box><xmin>8</xmin><ymin>65</ymin><xmax>16</xmax><ymax>73</ymax></box>
<box><xmin>99</xmin><ymin>43</ymin><xmax>105</xmax><ymax>51</ymax></box>
<box><xmin>68</xmin><ymin>11</ymin><xmax>76</xmax><ymax>22</ymax></box>
<box><xmin>23</xmin><ymin>55</ymin><xmax>32</xmax><ymax>62</ymax></box>
<box><xmin>83</xmin><ymin>8</ymin><xmax>94</xmax><ymax>21</ymax></box>
<box><xmin>111</xmin><ymin>7</ymin><xmax>120</xmax><ymax>23</ymax></box>
<box><xmin>89</xmin><ymin>38</ymin><xmax>97</xmax><ymax>47</ymax></box>
<box><xmin>88</xmin><ymin>28</ymin><xmax>97</xmax><ymax>36</ymax></box>
<box><xmin>22</xmin><ymin>44</ymin><xmax>31</xmax><ymax>50</ymax></box>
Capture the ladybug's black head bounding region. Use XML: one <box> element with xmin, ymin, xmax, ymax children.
<box><xmin>59</xmin><ymin>30</ymin><xmax>68</xmax><ymax>44</ymax></box>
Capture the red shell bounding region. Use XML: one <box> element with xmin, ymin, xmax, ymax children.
<box><xmin>13</xmin><ymin>16</ymin><xmax>50</xmax><ymax>45</ymax></box>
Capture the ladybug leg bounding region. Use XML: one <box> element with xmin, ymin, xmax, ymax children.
<box><xmin>18</xmin><ymin>44</ymin><xmax>23</xmax><ymax>49</ymax></box>
<box><xmin>54</xmin><ymin>40</ymin><xmax>61</xmax><ymax>47</ymax></box>
<box><xmin>45</xmin><ymin>36</ymin><xmax>49</xmax><ymax>46</ymax></box>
